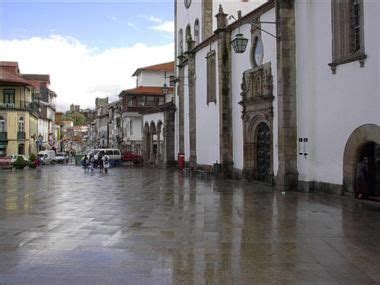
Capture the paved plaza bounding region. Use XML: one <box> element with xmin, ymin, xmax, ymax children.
<box><xmin>0</xmin><ymin>165</ymin><xmax>380</xmax><ymax>284</ymax></box>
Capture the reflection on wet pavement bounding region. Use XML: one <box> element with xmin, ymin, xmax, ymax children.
<box><xmin>0</xmin><ymin>166</ymin><xmax>380</xmax><ymax>284</ymax></box>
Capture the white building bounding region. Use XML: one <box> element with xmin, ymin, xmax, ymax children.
<box><xmin>175</xmin><ymin>0</ymin><xmax>380</xmax><ymax>196</ymax></box>
<box><xmin>119</xmin><ymin>62</ymin><xmax>176</xmax><ymax>163</ymax></box>
<box><xmin>22</xmin><ymin>74</ymin><xmax>57</xmax><ymax>151</ymax></box>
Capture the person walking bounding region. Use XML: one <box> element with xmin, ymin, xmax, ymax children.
<box><xmin>89</xmin><ymin>154</ymin><xmax>95</xmax><ymax>173</ymax></box>
<box><xmin>82</xmin><ymin>155</ymin><xmax>89</xmax><ymax>172</ymax></box>
<box><xmin>103</xmin><ymin>153</ymin><xmax>110</xmax><ymax>174</ymax></box>
<box><xmin>98</xmin><ymin>151</ymin><xmax>104</xmax><ymax>172</ymax></box>
<box><xmin>356</xmin><ymin>157</ymin><xmax>369</xmax><ymax>199</ymax></box>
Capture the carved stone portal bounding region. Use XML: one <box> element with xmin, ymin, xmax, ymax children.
<box><xmin>240</xmin><ymin>62</ymin><xmax>274</xmax><ymax>183</ymax></box>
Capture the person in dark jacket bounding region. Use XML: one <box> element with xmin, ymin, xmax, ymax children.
<box><xmin>356</xmin><ymin>157</ymin><xmax>369</xmax><ymax>199</ymax></box>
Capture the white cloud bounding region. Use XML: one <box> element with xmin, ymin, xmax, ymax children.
<box><xmin>110</xmin><ymin>16</ymin><xmax>120</xmax><ymax>23</ymax></box>
<box><xmin>148</xmin><ymin>16</ymin><xmax>163</xmax><ymax>23</ymax></box>
<box><xmin>127</xmin><ymin>22</ymin><xmax>139</xmax><ymax>30</ymax></box>
<box><xmin>151</xmin><ymin>21</ymin><xmax>174</xmax><ymax>34</ymax></box>
<box><xmin>0</xmin><ymin>35</ymin><xmax>174</xmax><ymax>111</ymax></box>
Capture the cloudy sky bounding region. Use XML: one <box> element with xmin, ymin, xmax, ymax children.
<box><xmin>0</xmin><ymin>0</ymin><xmax>175</xmax><ymax>111</ymax></box>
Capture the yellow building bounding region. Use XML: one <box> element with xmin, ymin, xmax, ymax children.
<box><xmin>0</xmin><ymin>62</ymin><xmax>39</xmax><ymax>157</ymax></box>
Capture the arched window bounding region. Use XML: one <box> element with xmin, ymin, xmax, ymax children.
<box><xmin>0</xmin><ymin>116</ymin><xmax>5</xmax><ymax>132</ymax></box>
<box><xmin>178</xmin><ymin>29</ymin><xmax>183</xmax><ymax>55</ymax></box>
<box><xmin>18</xmin><ymin>117</ymin><xmax>25</xmax><ymax>133</ymax></box>
<box><xmin>194</xmin><ymin>19</ymin><xmax>200</xmax><ymax>44</ymax></box>
<box><xmin>185</xmin><ymin>24</ymin><xmax>192</xmax><ymax>51</ymax></box>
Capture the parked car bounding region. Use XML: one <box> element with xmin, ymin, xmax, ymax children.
<box><xmin>38</xmin><ymin>150</ymin><xmax>56</xmax><ymax>165</ymax></box>
<box><xmin>0</xmin><ymin>156</ymin><xmax>12</xmax><ymax>169</ymax></box>
<box><xmin>87</xmin><ymin>148</ymin><xmax>122</xmax><ymax>166</ymax></box>
<box><xmin>54</xmin><ymin>152</ymin><xmax>69</xmax><ymax>164</ymax></box>
<box><xmin>10</xmin><ymin>155</ymin><xmax>29</xmax><ymax>165</ymax></box>
<box><xmin>122</xmin><ymin>151</ymin><xmax>143</xmax><ymax>164</ymax></box>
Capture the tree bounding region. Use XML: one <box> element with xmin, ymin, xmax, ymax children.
<box><xmin>63</xmin><ymin>112</ymin><xmax>86</xmax><ymax>126</ymax></box>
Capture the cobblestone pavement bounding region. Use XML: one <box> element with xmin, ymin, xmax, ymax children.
<box><xmin>0</xmin><ymin>165</ymin><xmax>380</xmax><ymax>284</ymax></box>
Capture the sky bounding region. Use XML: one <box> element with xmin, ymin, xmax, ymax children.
<box><xmin>0</xmin><ymin>0</ymin><xmax>175</xmax><ymax>111</ymax></box>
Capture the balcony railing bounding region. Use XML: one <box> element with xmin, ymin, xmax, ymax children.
<box><xmin>17</xmin><ymin>132</ymin><xmax>26</xmax><ymax>140</ymax></box>
<box><xmin>0</xmin><ymin>132</ymin><xmax>7</xmax><ymax>141</ymax></box>
<box><xmin>0</xmin><ymin>101</ymin><xmax>39</xmax><ymax>113</ymax></box>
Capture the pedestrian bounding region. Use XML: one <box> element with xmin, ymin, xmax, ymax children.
<box><xmin>35</xmin><ymin>156</ymin><xmax>42</xmax><ymax>172</ymax></box>
<box><xmin>98</xmin><ymin>151</ymin><xmax>104</xmax><ymax>172</ymax></box>
<box><xmin>89</xmin><ymin>154</ymin><xmax>95</xmax><ymax>172</ymax></box>
<box><xmin>82</xmin><ymin>155</ymin><xmax>89</xmax><ymax>172</ymax></box>
<box><xmin>356</xmin><ymin>156</ymin><xmax>369</xmax><ymax>199</ymax></box>
<box><xmin>103</xmin><ymin>153</ymin><xmax>110</xmax><ymax>174</ymax></box>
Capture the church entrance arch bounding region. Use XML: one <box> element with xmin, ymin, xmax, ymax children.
<box><xmin>256</xmin><ymin>122</ymin><xmax>271</xmax><ymax>181</ymax></box>
<box><xmin>343</xmin><ymin>124</ymin><xmax>380</xmax><ymax>198</ymax></box>
<box><xmin>240</xmin><ymin>62</ymin><xmax>274</xmax><ymax>183</ymax></box>
<box><xmin>356</xmin><ymin>142</ymin><xmax>380</xmax><ymax>199</ymax></box>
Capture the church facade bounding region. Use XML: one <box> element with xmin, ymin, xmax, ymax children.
<box><xmin>174</xmin><ymin>0</ymin><xmax>380</xmax><ymax>195</ymax></box>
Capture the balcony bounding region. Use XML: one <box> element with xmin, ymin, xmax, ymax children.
<box><xmin>17</xmin><ymin>132</ymin><xmax>26</xmax><ymax>140</ymax></box>
<box><xmin>0</xmin><ymin>101</ymin><xmax>39</xmax><ymax>113</ymax></box>
<box><xmin>0</xmin><ymin>132</ymin><xmax>7</xmax><ymax>141</ymax></box>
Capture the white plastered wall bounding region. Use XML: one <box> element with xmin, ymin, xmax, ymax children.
<box><xmin>295</xmin><ymin>1</ymin><xmax>380</xmax><ymax>185</ymax></box>
<box><xmin>195</xmin><ymin>41</ymin><xmax>220</xmax><ymax>165</ymax></box>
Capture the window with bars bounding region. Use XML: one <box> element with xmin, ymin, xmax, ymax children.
<box><xmin>331</xmin><ymin>0</ymin><xmax>365</xmax><ymax>70</ymax></box>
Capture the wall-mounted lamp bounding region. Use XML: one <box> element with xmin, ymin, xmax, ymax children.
<box><xmin>231</xmin><ymin>17</ymin><xmax>279</xmax><ymax>54</ymax></box>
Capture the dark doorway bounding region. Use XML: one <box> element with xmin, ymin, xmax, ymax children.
<box><xmin>256</xmin><ymin>122</ymin><xmax>271</xmax><ymax>182</ymax></box>
<box><xmin>18</xmin><ymin>143</ymin><xmax>25</xmax><ymax>155</ymax></box>
<box><xmin>357</xmin><ymin>142</ymin><xmax>380</xmax><ymax>200</ymax></box>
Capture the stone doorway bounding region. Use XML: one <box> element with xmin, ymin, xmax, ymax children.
<box><xmin>240</xmin><ymin>62</ymin><xmax>274</xmax><ymax>184</ymax></box>
<box><xmin>256</xmin><ymin>122</ymin><xmax>271</xmax><ymax>182</ymax></box>
<box><xmin>356</xmin><ymin>142</ymin><xmax>380</xmax><ymax>199</ymax></box>
<box><xmin>343</xmin><ymin>124</ymin><xmax>380</xmax><ymax>195</ymax></box>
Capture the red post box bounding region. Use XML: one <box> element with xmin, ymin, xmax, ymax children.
<box><xmin>178</xmin><ymin>153</ymin><xmax>185</xmax><ymax>170</ymax></box>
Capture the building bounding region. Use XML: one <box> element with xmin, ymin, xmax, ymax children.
<box><xmin>0</xmin><ymin>61</ymin><xmax>40</xmax><ymax>156</ymax></box>
<box><xmin>22</xmin><ymin>74</ymin><xmax>57</xmax><ymax>151</ymax></box>
<box><xmin>95</xmin><ymin>97</ymin><xmax>109</xmax><ymax>148</ymax></box>
<box><xmin>174</xmin><ymin>0</ymin><xmax>380</xmax><ymax>196</ymax></box>
<box><xmin>119</xmin><ymin>62</ymin><xmax>175</xmax><ymax>155</ymax></box>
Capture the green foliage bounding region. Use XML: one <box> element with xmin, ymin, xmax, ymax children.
<box><xmin>29</xmin><ymin>153</ymin><xmax>37</xmax><ymax>162</ymax></box>
<box><xmin>28</xmin><ymin>154</ymin><xmax>37</xmax><ymax>168</ymax></box>
<box><xmin>63</xmin><ymin>112</ymin><xmax>87</xmax><ymax>126</ymax></box>
<box><xmin>13</xmin><ymin>156</ymin><xmax>27</xmax><ymax>170</ymax></box>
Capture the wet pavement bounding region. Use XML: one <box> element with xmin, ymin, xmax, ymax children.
<box><xmin>0</xmin><ymin>165</ymin><xmax>380</xmax><ymax>284</ymax></box>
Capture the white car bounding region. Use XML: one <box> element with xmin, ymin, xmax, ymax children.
<box><xmin>10</xmin><ymin>155</ymin><xmax>29</xmax><ymax>165</ymax></box>
<box><xmin>54</xmin><ymin>152</ymin><xmax>69</xmax><ymax>164</ymax></box>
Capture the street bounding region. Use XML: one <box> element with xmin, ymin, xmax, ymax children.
<box><xmin>0</xmin><ymin>165</ymin><xmax>380</xmax><ymax>284</ymax></box>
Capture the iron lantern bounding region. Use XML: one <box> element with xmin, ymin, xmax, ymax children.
<box><xmin>231</xmin><ymin>33</ymin><xmax>248</xmax><ymax>54</ymax></box>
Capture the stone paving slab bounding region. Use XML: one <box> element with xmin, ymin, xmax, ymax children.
<box><xmin>0</xmin><ymin>165</ymin><xmax>379</xmax><ymax>284</ymax></box>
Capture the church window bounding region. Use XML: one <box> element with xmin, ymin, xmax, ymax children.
<box><xmin>206</xmin><ymin>50</ymin><xmax>216</xmax><ymax>105</ymax></box>
<box><xmin>185</xmin><ymin>25</ymin><xmax>192</xmax><ymax>51</ymax></box>
<box><xmin>178</xmin><ymin>29</ymin><xmax>183</xmax><ymax>55</ymax></box>
<box><xmin>330</xmin><ymin>0</ymin><xmax>365</xmax><ymax>71</ymax></box>
<box><xmin>194</xmin><ymin>19</ymin><xmax>200</xmax><ymax>44</ymax></box>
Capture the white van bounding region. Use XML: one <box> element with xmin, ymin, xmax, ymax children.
<box><xmin>38</xmin><ymin>150</ymin><xmax>56</xmax><ymax>165</ymax></box>
<box><xmin>88</xmin><ymin>148</ymin><xmax>121</xmax><ymax>163</ymax></box>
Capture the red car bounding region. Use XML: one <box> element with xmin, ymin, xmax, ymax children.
<box><xmin>122</xmin><ymin>151</ymin><xmax>143</xmax><ymax>164</ymax></box>
<box><xmin>0</xmin><ymin>156</ymin><xmax>12</xmax><ymax>169</ymax></box>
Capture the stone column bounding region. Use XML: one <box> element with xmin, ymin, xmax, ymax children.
<box><xmin>165</xmin><ymin>108</ymin><xmax>176</xmax><ymax>166</ymax></box>
<box><xmin>157</xmin><ymin>130</ymin><xmax>161</xmax><ymax>163</ymax></box>
<box><xmin>216</xmin><ymin>5</ymin><xmax>234</xmax><ymax>178</ymax></box>
<box><xmin>178</xmin><ymin>64</ymin><xmax>185</xmax><ymax>155</ymax></box>
<box><xmin>275</xmin><ymin>0</ymin><xmax>298</xmax><ymax>190</ymax></box>
<box><xmin>187</xmin><ymin>37</ymin><xmax>197</xmax><ymax>169</ymax></box>
<box><xmin>202</xmin><ymin>0</ymin><xmax>213</xmax><ymax>41</ymax></box>
<box><xmin>150</xmin><ymin>132</ymin><xmax>155</xmax><ymax>163</ymax></box>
